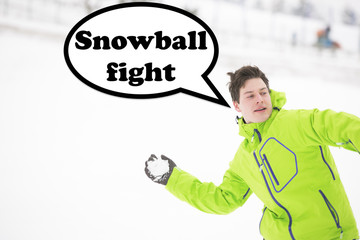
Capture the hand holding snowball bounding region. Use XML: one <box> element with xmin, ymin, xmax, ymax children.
<box><xmin>145</xmin><ymin>154</ymin><xmax>177</xmax><ymax>185</ymax></box>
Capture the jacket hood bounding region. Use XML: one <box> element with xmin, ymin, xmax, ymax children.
<box><xmin>270</xmin><ymin>89</ymin><xmax>286</xmax><ymax>110</ymax></box>
<box><xmin>238</xmin><ymin>89</ymin><xmax>287</xmax><ymax>140</ymax></box>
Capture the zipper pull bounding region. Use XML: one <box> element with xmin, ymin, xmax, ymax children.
<box><xmin>259</xmin><ymin>164</ymin><xmax>264</xmax><ymax>172</ymax></box>
<box><xmin>251</xmin><ymin>135</ymin><xmax>254</xmax><ymax>143</ymax></box>
<box><xmin>340</xmin><ymin>230</ymin><xmax>343</xmax><ymax>239</ymax></box>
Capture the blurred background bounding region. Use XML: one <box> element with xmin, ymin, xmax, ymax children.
<box><xmin>0</xmin><ymin>0</ymin><xmax>359</xmax><ymax>239</ymax></box>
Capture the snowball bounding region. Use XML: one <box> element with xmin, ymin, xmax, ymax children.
<box><xmin>147</xmin><ymin>158</ymin><xmax>169</xmax><ymax>177</ymax></box>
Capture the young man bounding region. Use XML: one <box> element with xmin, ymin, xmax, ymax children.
<box><xmin>145</xmin><ymin>65</ymin><xmax>360</xmax><ymax>240</ymax></box>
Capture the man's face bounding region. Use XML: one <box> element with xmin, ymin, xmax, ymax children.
<box><xmin>233</xmin><ymin>78</ymin><xmax>272</xmax><ymax>124</ymax></box>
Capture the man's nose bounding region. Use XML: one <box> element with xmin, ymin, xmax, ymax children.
<box><xmin>255</xmin><ymin>93</ymin><xmax>263</xmax><ymax>103</ymax></box>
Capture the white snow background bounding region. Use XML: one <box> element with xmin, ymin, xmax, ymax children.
<box><xmin>0</xmin><ymin>0</ymin><xmax>360</xmax><ymax>239</ymax></box>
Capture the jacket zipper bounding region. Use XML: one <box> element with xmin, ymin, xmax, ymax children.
<box><xmin>254</xmin><ymin>128</ymin><xmax>295</xmax><ymax>239</ymax></box>
<box><xmin>254</xmin><ymin>150</ymin><xmax>295</xmax><ymax>239</ymax></box>
<box><xmin>337</xmin><ymin>139</ymin><xmax>360</xmax><ymax>155</ymax></box>
<box><xmin>242</xmin><ymin>188</ymin><xmax>250</xmax><ymax>199</ymax></box>
<box><xmin>349</xmin><ymin>139</ymin><xmax>360</xmax><ymax>155</ymax></box>
<box><xmin>319</xmin><ymin>146</ymin><xmax>335</xmax><ymax>180</ymax></box>
<box><xmin>263</xmin><ymin>154</ymin><xmax>280</xmax><ymax>186</ymax></box>
<box><xmin>259</xmin><ymin>207</ymin><xmax>267</xmax><ymax>235</ymax></box>
<box><xmin>254</xmin><ymin>129</ymin><xmax>262</xmax><ymax>142</ymax></box>
<box><xmin>319</xmin><ymin>190</ymin><xmax>343</xmax><ymax>239</ymax></box>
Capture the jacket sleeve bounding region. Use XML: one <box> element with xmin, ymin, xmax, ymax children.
<box><xmin>300</xmin><ymin>109</ymin><xmax>360</xmax><ymax>153</ymax></box>
<box><xmin>165</xmin><ymin>167</ymin><xmax>252</xmax><ymax>215</ymax></box>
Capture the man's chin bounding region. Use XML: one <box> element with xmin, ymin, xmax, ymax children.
<box><xmin>252</xmin><ymin>114</ymin><xmax>271</xmax><ymax>123</ymax></box>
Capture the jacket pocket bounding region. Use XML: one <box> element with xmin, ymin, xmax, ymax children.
<box><xmin>319</xmin><ymin>146</ymin><xmax>335</xmax><ymax>180</ymax></box>
<box><xmin>259</xmin><ymin>137</ymin><xmax>298</xmax><ymax>193</ymax></box>
<box><xmin>319</xmin><ymin>190</ymin><xmax>343</xmax><ymax>236</ymax></box>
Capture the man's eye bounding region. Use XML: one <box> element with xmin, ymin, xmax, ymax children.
<box><xmin>261</xmin><ymin>92</ymin><xmax>267</xmax><ymax>95</ymax></box>
<box><xmin>247</xmin><ymin>95</ymin><xmax>254</xmax><ymax>98</ymax></box>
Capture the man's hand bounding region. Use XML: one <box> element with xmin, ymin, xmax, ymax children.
<box><xmin>145</xmin><ymin>154</ymin><xmax>177</xmax><ymax>185</ymax></box>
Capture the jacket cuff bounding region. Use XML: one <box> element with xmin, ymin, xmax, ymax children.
<box><xmin>165</xmin><ymin>167</ymin><xmax>182</xmax><ymax>192</ymax></box>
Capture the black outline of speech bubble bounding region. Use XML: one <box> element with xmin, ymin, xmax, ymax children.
<box><xmin>64</xmin><ymin>2</ymin><xmax>230</xmax><ymax>108</ymax></box>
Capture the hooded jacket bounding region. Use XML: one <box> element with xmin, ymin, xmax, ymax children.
<box><xmin>166</xmin><ymin>90</ymin><xmax>360</xmax><ymax>240</ymax></box>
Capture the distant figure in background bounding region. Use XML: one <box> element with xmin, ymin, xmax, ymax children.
<box><xmin>316</xmin><ymin>25</ymin><xmax>341</xmax><ymax>50</ymax></box>
<box><xmin>291</xmin><ymin>32</ymin><xmax>297</xmax><ymax>47</ymax></box>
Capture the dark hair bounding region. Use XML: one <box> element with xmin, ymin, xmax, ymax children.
<box><xmin>227</xmin><ymin>65</ymin><xmax>270</xmax><ymax>103</ymax></box>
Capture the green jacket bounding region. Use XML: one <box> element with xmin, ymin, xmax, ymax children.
<box><xmin>166</xmin><ymin>90</ymin><xmax>360</xmax><ymax>240</ymax></box>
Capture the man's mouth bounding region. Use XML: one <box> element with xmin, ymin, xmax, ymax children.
<box><xmin>254</xmin><ymin>108</ymin><xmax>266</xmax><ymax>112</ymax></box>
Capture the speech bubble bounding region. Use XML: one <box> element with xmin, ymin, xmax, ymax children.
<box><xmin>63</xmin><ymin>2</ymin><xmax>229</xmax><ymax>107</ymax></box>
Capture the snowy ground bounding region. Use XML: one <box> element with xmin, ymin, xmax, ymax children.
<box><xmin>1</xmin><ymin>1</ymin><xmax>360</xmax><ymax>239</ymax></box>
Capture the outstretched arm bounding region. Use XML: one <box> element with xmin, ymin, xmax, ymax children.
<box><xmin>299</xmin><ymin>109</ymin><xmax>360</xmax><ymax>153</ymax></box>
<box><xmin>145</xmin><ymin>154</ymin><xmax>252</xmax><ymax>215</ymax></box>
<box><xmin>166</xmin><ymin>167</ymin><xmax>251</xmax><ymax>215</ymax></box>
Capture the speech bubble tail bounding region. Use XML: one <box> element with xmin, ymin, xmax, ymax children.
<box><xmin>203</xmin><ymin>74</ymin><xmax>231</xmax><ymax>108</ymax></box>
<box><xmin>181</xmin><ymin>88</ymin><xmax>230</xmax><ymax>107</ymax></box>
<box><xmin>180</xmin><ymin>76</ymin><xmax>230</xmax><ymax>108</ymax></box>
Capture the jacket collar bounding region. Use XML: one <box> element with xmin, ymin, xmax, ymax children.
<box><xmin>237</xmin><ymin>90</ymin><xmax>287</xmax><ymax>140</ymax></box>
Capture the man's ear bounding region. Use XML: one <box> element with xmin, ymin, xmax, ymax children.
<box><xmin>233</xmin><ymin>101</ymin><xmax>241</xmax><ymax>113</ymax></box>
